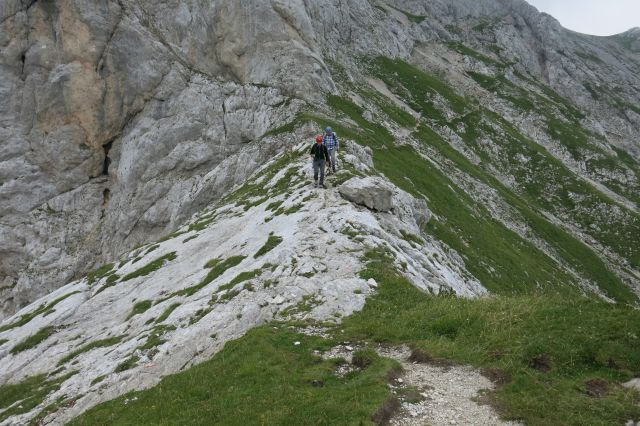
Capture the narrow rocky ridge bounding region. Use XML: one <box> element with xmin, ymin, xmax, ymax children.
<box><xmin>0</xmin><ymin>137</ymin><xmax>486</xmax><ymax>425</ymax></box>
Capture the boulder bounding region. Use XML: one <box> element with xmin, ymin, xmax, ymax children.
<box><xmin>339</xmin><ymin>177</ymin><xmax>430</xmax><ymax>229</ymax></box>
<box><xmin>339</xmin><ymin>176</ymin><xmax>395</xmax><ymax>212</ymax></box>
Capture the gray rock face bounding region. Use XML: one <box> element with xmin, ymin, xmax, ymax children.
<box><xmin>339</xmin><ymin>176</ymin><xmax>431</xmax><ymax>231</ymax></box>
<box><xmin>339</xmin><ymin>176</ymin><xmax>395</xmax><ymax>212</ymax></box>
<box><xmin>1</xmin><ymin>0</ymin><xmax>639</xmax><ymax>316</ymax></box>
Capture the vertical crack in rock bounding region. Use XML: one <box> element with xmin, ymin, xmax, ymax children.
<box><xmin>96</xmin><ymin>2</ymin><xmax>124</xmax><ymax>73</ymax></box>
<box><xmin>221</xmin><ymin>98</ymin><xmax>228</xmax><ymax>148</ymax></box>
<box><xmin>102</xmin><ymin>140</ymin><xmax>113</xmax><ymax>176</ymax></box>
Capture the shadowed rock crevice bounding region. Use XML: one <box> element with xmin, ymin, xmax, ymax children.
<box><xmin>102</xmin><ymin>140</ymin><xmax>113</xmax><ymax>177</ymax></box>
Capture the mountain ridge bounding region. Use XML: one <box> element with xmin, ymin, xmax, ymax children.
<box><xmin>1</xmin><ymin>1</ymin><xmax>640</xmax><ymax>423</ymax></box>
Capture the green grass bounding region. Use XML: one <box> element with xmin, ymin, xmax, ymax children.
<box><xmin>114</xmin><ymin>356</ymin><xmax>139</xmax><ymax>373</ymax></box>
<box><xmin>94</xmin><ymin>273</ymin><xmax>120</xmax><ymax>294</ymax></box>
<box><xmin>339</xmin><ymin>251</ymin><xmax>640</xmax><ymax>425</ymax></box>
<box><xmin>413</xmin><ymin>123</ymin><xmax>637</xmax><ymax>303</ymax></box>
<box><xmin>367</xmin><ymin>56</ymin><xmax>468</xmax><ymax>121</ymax></box>
<box><xmin>0</xmin><ymin>291</ymin><xmax>81</xmax><ymax>333</ymax></box>
<box><xmin>0</xmin><ymin>371</ymin><xmax>78</xmax><ymax>423</ymax></box>
<box><xmin>254</xmin><ymin>234</ymin><xmax>284</xmax><ymax>258</ymax></box>
<box><xmin>58</xmin><ymin>336</ymin><xmax>126</xmax><ymax>366</ymax></box>
<box><xmin>221</xmin><ymin>152</ymin><xmax>303</xmax><ymax>207</ymax></box>
<box><xmin>224</xmin><ymin>268</ymin><xmax>264</xmax><ymax>290</ymax></box>
<box><xmin>69</xmin><ymin>327</ymin><xmax>399</xmax><ymax>426</ymax></box>
<box><xmin>10</xmin><ymin>326</ymin><xmax>57</xmax><ymax>354</ymax></box>
<box><xmin>90</xmin><ymin>375</ymin><xmax>106</xmax><ymax>386</ymax></box>
<box><xmin>126</xmin><ymin>300</ymin><xmax>153</xmax><ymax>320</ymax></box>
<box><xmin>325</xmin><ymin>95</ymin><xmax>584</xmax><ymax>296</ymax></box>
<box><xmin>28</xmin><ymin>394</ymin><xmax>80</xmax><ymax>426</ymax></box>
<box><xmin>279</xmin><ymin>295</ymin><xmax>322</xmax><ymax>317</ymax></box>
<box><xmin>189</xmin><ymin>308</ymin><xmax>214</xmax><ymax>325</ymax></box>
<box><xmin>448</xmin><ymin>42</ymin><xmax>504</xmax><ymax>67</ymax></box>
<box><xmin>575</xmin><ymin>50</ymin><xmax>604</xmax><ymax>64</ymax></box>
<box><xmin>361</xmin><ymin>88</ymin><xmax>417</xmax><ymax>128</ymax></box>
<box><xmin>155</xmin><ymin>303</ymin><xmax>181</xmax><ymax>323</ymax></box>
<box><xmin>0</xmin><ymin>339</ymin><xmax>8</xmax><ymax>346</ymax></box>
<box><xmin>138</xmin><ymin>325</ymin><xmax>176</xmax><ymax>350</ymax></box>
<box><xmin>263</xmin><ymin>113</ymin><xmax>305</xmax><ymax>138</ymax></box>
<box><xmin>389</xmin><ymin>5</ymin><xmax>425</xmax><ymax>23</ymax></box>
<box><xmin>172</xmin><ymin>256</ymin><xmax>246</xmax><ymax>297</ymax></box>
<box><xmin>346</xmin><ymin>59</ymin><xmax>638</xmax><ymax>299</ymax></box>
<box><xmin>86</xmin><ymin>264</ymin><xmax>114</xmax><ymax>285</ymax></box>
<box><xmin>121</xmin><ymin>252</ymin><xmax>177</xmax><ymax>282</ymax></box>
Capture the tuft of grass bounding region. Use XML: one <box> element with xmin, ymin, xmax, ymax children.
<box><xmin>69</xmin><ymin>327</ymin><xmax>399</xmax><ymax>426</ymax></box>
<box><xmin>254</xmin><ymin>235</ymin><xmax>284</xmax><ymax>258</ymax></box>
<box><xmin>448</xmin><ymin>42</ymin><xmax>504</xmax><ymax>67</ymax></box>
<box><xmin>126</xmin><ymin>300</ymin><xmax>153</xmax><ymax>320</ymax></box>
<box><xmin>389</xmin><ymin>5</ymin><xmax>425</xmax><ymax>23</ymax></box>
<box><xmin>352</xmin><ymin>348</ymin><xmax>379</xmax><ymax>369</ymax></box>
<box><xmin>94</xmin><ymin>273</ymin><xmax>120</xmax><ymax>294</ymax></box>
<box><xmin>279</xmin><ymin>295</ymin><xmax>322</xmax><ymax>317</ymax></box>
<box><xmin>91</xmin><ymin>375</ymin><xmax>107</xmax><ymax>386</ymax></box>
<box><xmin>218</xmin><ymin>290</ymin><xmax>241</xmax><ymax>303</ymax></box>
<box><xmin>86</xmin><ymin>264</ymin><xmax>114</xmax><ymax>285</ymax></box>
<box><xmin>121</xmin><ymin>252</ymin><xmax>177</xmax><ymax>282</ymax></box>
<box><xmin>223</xmin><ymin>268</ymin><xmax>264</xmax><ymax>290</ymax></box>
<box><xmin>189</xmin><ymin>308</ymin><xmax>213</xmax><ymax>325</ymax></box>
<box><xmin>10</xmin><ymin>326</ymin><xmax>57</xmax><ymax>354</ymax></box>
<box><xmin>400</xmin><ymin>230</ymin><xmax>424</xmax><ymax>246</ymax></box>
<box><xmin>58</xmin><ymin>336</ymin><xmax>126</xmax><ymax>366</ymax></box>
<box><xmin>138</xmin><ymin>325</ymin><xmax>176</xmax><ymax>351</ymax></box>
<box><xmin>114</xmin><ymin>356</ymin><xmax>140</xmax><ymax>373</ymax></box>
<box><xmin>155</xmin><ymin>303</ymin><xmax>181</xmax><ymax>323</ymax></box>
<box><xmin>172</xmin><ymin>256</ymin><xmax>246</xmax><ymax>297</ymax></box>
<box><xmin>0</xmin><ymin>291</ymin><xmax>80</xmax><ymax>333</ymax></box>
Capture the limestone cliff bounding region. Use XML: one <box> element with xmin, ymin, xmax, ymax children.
<box><xmin>1</xmin><ymin>0</ymin><xmax>638</xmax><ymax>320</ymax></box>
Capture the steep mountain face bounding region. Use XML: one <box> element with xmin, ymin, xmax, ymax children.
<box><xmin>0</xmin><ymin>0</ymin><xmax>639</xmax><ymax>422</ymax></box>
<box><xmin>1</xmin><ymin>0</ymin><xmax>639</xmax><ymax>317</ymax></box>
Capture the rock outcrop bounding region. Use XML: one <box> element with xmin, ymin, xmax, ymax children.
<box><xmin>339</xmin><ymin>176</ymin><xmax>430</xmax><ymax>230</ymax></box>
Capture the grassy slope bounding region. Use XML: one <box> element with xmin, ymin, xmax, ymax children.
<box><xmin>342</xmin><ymin>250</ymin><xmax>640</xmax><ymax>426</ymax></box>
<box><xmin>69</xmin><ymin>327</ymin><xmax>398</xmax><ymax>426</ymax></box>
<box><xmin>67</xmin><ymin>251</ymin><xmax>640</xmax><ymax>426</ymax></box>
<box><xmin>325</xmin><ymin>88</ymin><xmax>636</xmax><ymax>303</ymax></box>
<box><xmin>370</xmin><ymin>57</ymin><xmax>639</xmax><ymax>274</ymax></box>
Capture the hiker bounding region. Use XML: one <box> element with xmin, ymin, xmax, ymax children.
<box><xmin>323</xmin><ymin>127</ymin><xmax>339</xmax><ymax>174</ymax></box>
<box><xmin>310</xmin><ymin>135</ymin><xmax>330</xmax><ymax>188</ymax></box>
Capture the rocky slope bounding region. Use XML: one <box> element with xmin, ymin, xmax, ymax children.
<box><xmin>2</xmin><ymin>0</ymin><xmax>639</xmax><ymax>318</ymax></box>
<box><xmin>0</xmin><ymin>138</ymin><xmax>486</xmax><ymax>424</ymax></box>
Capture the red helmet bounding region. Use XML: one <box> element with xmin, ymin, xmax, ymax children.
<box><xmin>315</xmin><ymin>135</ymin><xmax>323</xmax><ymax>143</ymax></box>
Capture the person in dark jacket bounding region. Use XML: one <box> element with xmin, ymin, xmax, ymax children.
<box><xmin>310</xmin><ymin>135</ymin><xmax>330</xmax><ymax>188</ymax></box>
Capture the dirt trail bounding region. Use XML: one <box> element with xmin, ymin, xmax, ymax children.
<box><xmin>322</xmin><ymin>344</ymin><xmax>522</xmax><ymax>426</ymax></box>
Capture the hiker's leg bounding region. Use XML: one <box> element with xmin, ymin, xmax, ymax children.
<box><xmin>330</xmin><ymin>150</ymin><xmax>337</xmax><ymax>172</ymax></box>
<box><xmin>313</xmin><ymin>159</ymin><xmax>319</xmax><ymax>183</ymax></box>
<box><xmin>319</xmin><ymin>159</ymin><xmax>326</xmax><ymax>185</ymax></box>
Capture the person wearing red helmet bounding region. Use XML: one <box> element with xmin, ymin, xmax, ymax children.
<box><xmin>310</xmin><ymin>135</ymin><xmax>331</xmax><ymax>188</ymax></box>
